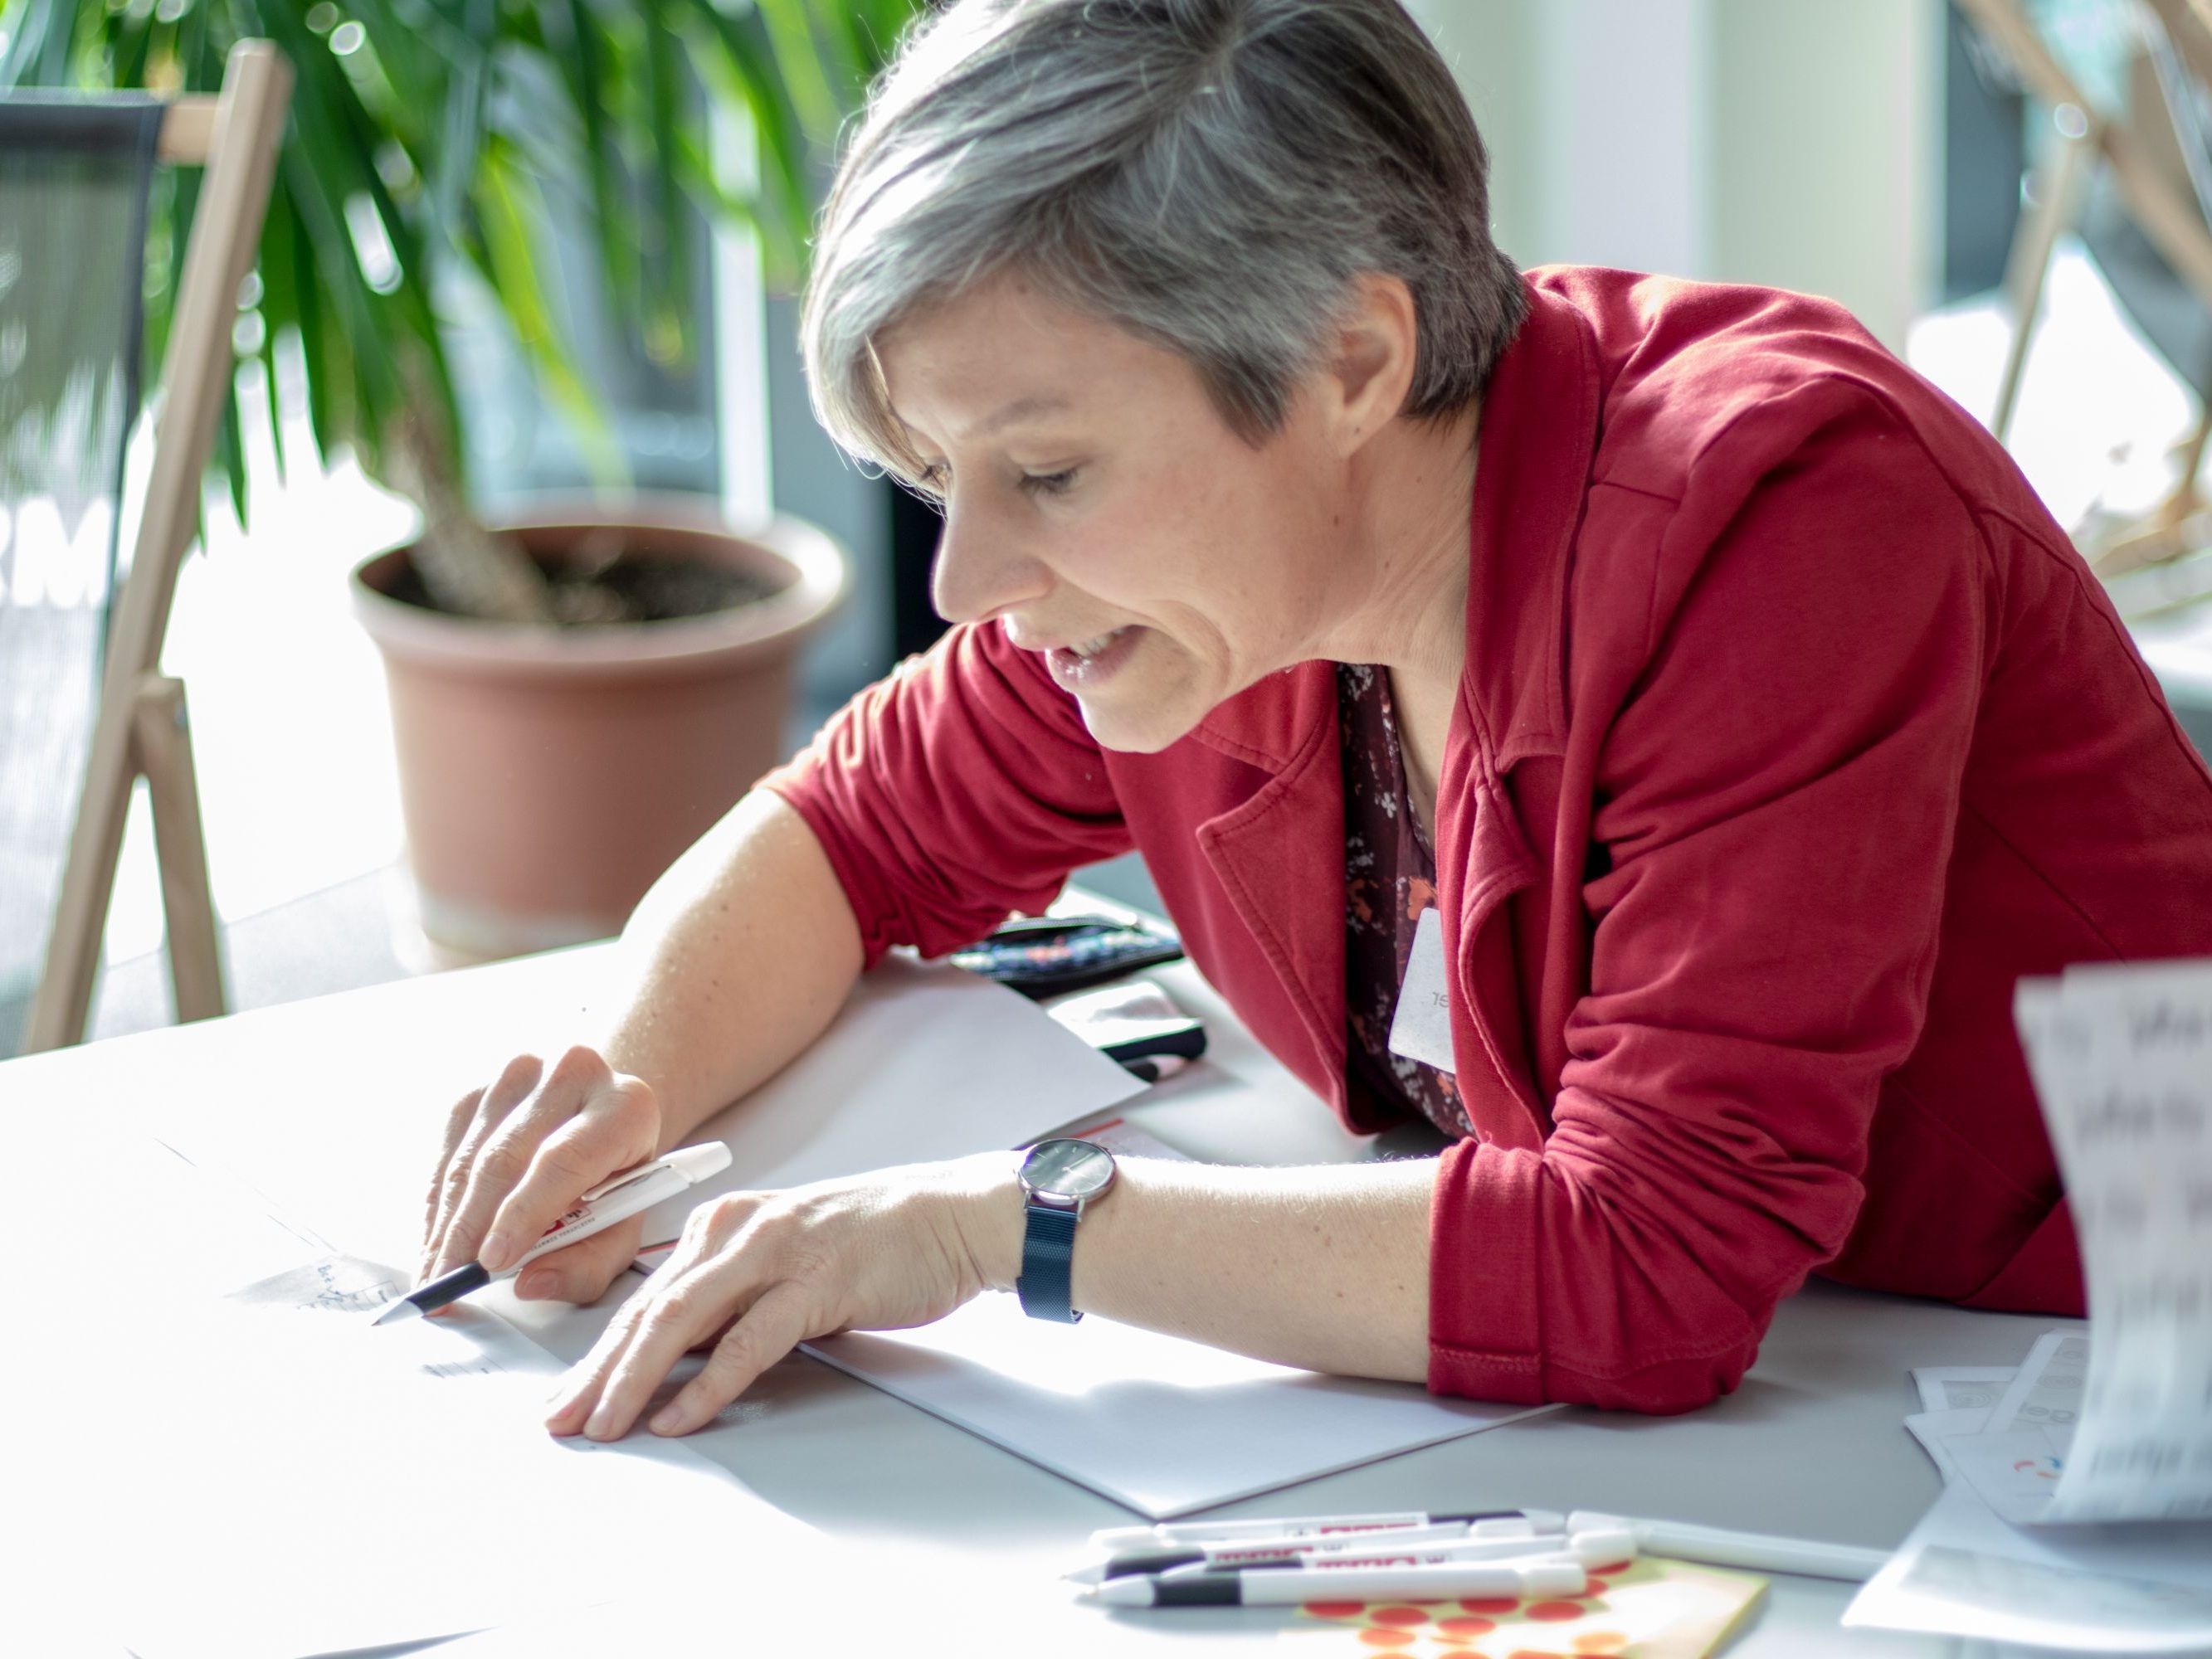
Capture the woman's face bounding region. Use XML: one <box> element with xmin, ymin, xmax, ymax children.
<box><xmin>875</xmin><ymin>272</ymin><xmax>1371</xmax><ymax>754</ymax></box>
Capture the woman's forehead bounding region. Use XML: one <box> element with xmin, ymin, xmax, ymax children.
<box><xmin>878</xmin><ymin>280</ymin><xmax>1197</xmax><ymax>442</ymax></box>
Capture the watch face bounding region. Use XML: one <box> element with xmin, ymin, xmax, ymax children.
<box><xmin>1023</xmin><ymin>1138</ymin><xmax>1116</xmax><ymax>1201</ymax></box>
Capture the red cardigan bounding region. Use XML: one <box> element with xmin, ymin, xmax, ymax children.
<box><xmin>763</xmin><ymin>268</ymin><xmax>2212</xmax><ymax>1413</ymax></box>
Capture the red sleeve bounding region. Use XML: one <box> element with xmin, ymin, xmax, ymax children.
<box><xmin>758</xmin><ymin>620</ymin><xmax>1133</xmax><ymax>966</ymax></box>
<box><xmin>1430</xmin><ymin>389</ymin><xmax>1989</xmax><ymax>1411</ymax></box>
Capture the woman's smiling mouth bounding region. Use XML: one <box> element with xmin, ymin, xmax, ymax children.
<box><xmin>1044</xmin><ymin>625</ymin><xmax>1142</xmax><ymax>688</ymax></box>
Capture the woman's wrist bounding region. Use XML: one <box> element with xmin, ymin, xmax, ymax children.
<box><xmin>948</xmin><ymin>1149</ymin><xmax>1030</xmax><ymax>1294</ymax></box>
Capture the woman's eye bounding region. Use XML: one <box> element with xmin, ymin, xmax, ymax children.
<box><xmin>1020</xmin><ymin>468</ymin><xmax>1077</xmax><ymax>498</ymax></box>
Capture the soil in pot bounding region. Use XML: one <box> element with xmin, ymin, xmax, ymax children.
<box><xmin>382</xmin><ymin>544</ymin><xmax>787</xmax><ymax>625</ymax></box>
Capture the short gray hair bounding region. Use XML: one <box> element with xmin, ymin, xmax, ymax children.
<box><xmin>802</xmin><ymin>0</ymin><xmax>1526</xmax><ymax>482</ymax></box>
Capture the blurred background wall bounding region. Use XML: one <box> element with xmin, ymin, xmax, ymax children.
<box><xmin>1406</xmin><ymin>0</ymin><xmax>1946</xmax><ymax>350</ymax></box>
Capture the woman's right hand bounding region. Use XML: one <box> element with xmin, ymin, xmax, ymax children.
<box><xmin>419</xmin><ymin>1045</ymin><xmax>664</xmax><ymax>1305</ymax></box>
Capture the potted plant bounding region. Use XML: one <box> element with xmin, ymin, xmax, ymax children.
<box><xmin>1</xmin><ymin>0</ymin><xmax>923</xmax><ymax>961</ymax></box>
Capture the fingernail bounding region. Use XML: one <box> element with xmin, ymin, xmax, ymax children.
<box><xmin>518</xmin><ymin>1269</ymin><xmax>556</xmax><ymax>1300</ymax></box>
<box><xmin>585</xmin><ymin>1402</ymin><xmax>616</xmax><ymax>1439</ymax></box>
<box><xmin>480</xmin><ymin>1230</ymin><xmax>511</xmax><ymax>1271</ymax></box>
<box><xmin>649</xmin><ymin>1404</ymin><xmax>684</xmax><ymax>1435</ymax></box>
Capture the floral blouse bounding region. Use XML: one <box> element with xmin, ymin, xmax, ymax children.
<box><xmin>1339</xmin><ymin>663</ymin><xmax>1472</xmax><ymax>1139</ymax></box>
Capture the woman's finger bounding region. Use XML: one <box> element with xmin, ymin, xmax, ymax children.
<box><xmin>432</xmin><ymin>1048</ymin><xmax>608</xmax><ymax>1282</ymax></box>
<box><xmin>509</xmin><ymin>1214</ymin><xmax>647</xmax><ymax>1305</ymax></box>
<box><xmin>478</xmin><ymin>1075</ymin><xmax>656</xmax><ymax>1272</ymax></box>
<box><xmin>542</xmin><ymin>1196</ymin><xmax>757</xmax><ymax>1433</ymax></box>
<box><xmin>582</xmin><ymin>1262</ymin><xmax>749</xmax><ymax>1440</ymax></box>
<box><xmin>420</xmin><ymin>1087</ymin><xmax>484</xmax><ymax>1265</ymax></box>
<box><xmin>421</xmin><ymin>1053</ymin><xmax>543</xmax><ymax>1282</ymax></box>
<box><xmin>648</xmin><ymin>1281</ymin><xmax>815</xmax><ymax>1435</ymax></box>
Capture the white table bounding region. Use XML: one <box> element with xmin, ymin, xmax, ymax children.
<box><xmin>0</xmin><ymin>937</ymin><xmax>2045</xmax><ymax>1656</ymax></box>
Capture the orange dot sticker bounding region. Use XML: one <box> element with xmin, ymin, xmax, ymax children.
<box><xmin>1581</xmin><ymin>1578</ymin><xmax>1611</xmax><ymax>1596</ymax></box>
<box><xmin>1436</xmin><ymin>1614</ymin><xmax>1498</xmax><ymax>1638</ymax></box>
<box><xmin>1572</xmin><ymin>1634</ymin><xmax>1630</xmax><ymax>1654</ymax></box>
<box><xmin>1525</xmin><ymin>1600</ymin><xmax>1586</xmax><ymax>1622</ymax></box>
<box><xmin>1303</xmin><ymin>1602</ymin><xmax>1366</xmax><ymax>1619</ymax></box>
<box><xmin>1370</xmin><ymin>1607</ymin><xmax>1430</xmax><ymax>1627</ymax></box>
<box><xmin>1461</xmin><ymin>1596</ymin><xmax>1520</xmax><ymax>1613</ymax></box>
<box><xmin>1357</xmin><ymin>1628</ymin><xmax>1417</xmax><ymax>1649</ymax></box>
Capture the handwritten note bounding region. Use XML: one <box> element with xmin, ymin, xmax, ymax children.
<box><xmin>2014</xmin><ymin>961</ymin><xmax>2212</xmax><ymax>1523</ymax></box>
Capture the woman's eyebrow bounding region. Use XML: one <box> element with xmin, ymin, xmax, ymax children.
<box><xmin>967</xmin><ymin>393</ymin><xmax>1075</xmax><ymax>440</ymax></box>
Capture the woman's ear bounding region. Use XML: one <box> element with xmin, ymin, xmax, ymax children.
<box><xmin>1325</xmin><ymin>273</ymin><xmax>1420</xmax><ymax>457</ymax></box>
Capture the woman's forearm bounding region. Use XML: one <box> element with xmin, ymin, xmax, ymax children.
<box><xmin>958</xmin><ymin>1153</ymin><xmax>1436</xmax><ymax>1383</ymax></box>
<box><xmin>579</xmin><ymin>791</ymin><xmax>1435</xmax><ymax>1386</ymax></box>
<box><xmin>588</xmin><ymin>789</ymin><xmax>866</xmax><ymax>1151</ymax></box>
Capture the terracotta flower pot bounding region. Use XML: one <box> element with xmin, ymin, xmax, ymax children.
<box><xmin>351</xmin><ymin>498</ymin><xmax>847</xmax><ymax>963</ymax></box>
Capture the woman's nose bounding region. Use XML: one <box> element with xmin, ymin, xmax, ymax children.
<box><xmin>929</xmin><ymin>500</ymin><xmax>1050</xmax><ymax>626</ymax></box>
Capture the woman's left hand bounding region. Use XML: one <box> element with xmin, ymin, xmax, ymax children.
<box><xmin>545</xmin><ymin>1153</ymin><xmax>1015</xmax><ymax>1440</ymax></box>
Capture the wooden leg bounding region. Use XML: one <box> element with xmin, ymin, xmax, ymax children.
<box><xmin>2090</xmin><ymin>406</ymin><xmax>2212</xmax><ymax>578</ymax></box>
<box><xmin>20</xmin><ymin>43</ymin><xmax>287</xmax><ymax>1053</ymax></box>
<box><xmin>130</xmin><ymin>676</ymin><xmax>227</xmax><ymax>1024</ymax></box>
<box><xmin>1995</xmin><ymin>122</ymin><xmax>2098</xmax><ymax>445</ymax></box>
<box><xmin>22</xmin><ymin>699</ymin><xmax>133</xmax><ymax>1053</ymax></box>
<box><xmin>2159</xmin><ymin>402</ymin><xmax>2212</xmax><ymax>528</ymax></box>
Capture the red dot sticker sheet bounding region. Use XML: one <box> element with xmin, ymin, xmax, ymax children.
<box><xmin>1279</xmin><ymin>1555</ymin><xmax>1767</xmax><ymax>1659</ymax></box>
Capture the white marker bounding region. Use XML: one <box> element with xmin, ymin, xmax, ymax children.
<box><xmin>1069</xmin><ymin>1520</ymin><xmax>1482</xmax><ymax>1584</ymax></box>
<box><xmin>1567</xmin><ymin>1511</ymin><xmax>1891</xmax><ymax>1583</ymax></box>
<box><xmin>1090</xmin><ymin>1555</ymin><xmax>1586</xmax><ymax>1608</ymax></box>
<box><xmin>1073</xmin><ymin>1524</ymin><xmax>1635</xmax><ymax>1585</ymax></box>
<box><xmin>1180</xmin><ymin>1529</ymin><xmax>1633</xmax><ymax>1577</ymax></box>
<box><xmin>372</xmin><ymin>1143</ymin><xmax>733</xmax><ymax>1324</ymax></box>
<box><xmin>1085</xmin><ymin>1508</ymin><xmax>1566</xmax><ymax>1554</ymax></box>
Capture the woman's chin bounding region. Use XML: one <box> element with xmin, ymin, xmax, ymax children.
<box><xmin>1071</xmin><ymin>686</ymin><xmax>1202</xmax><ymax>755</ymax></box>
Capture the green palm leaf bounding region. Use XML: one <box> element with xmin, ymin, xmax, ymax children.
<box><xmin>0</xmin><ymin>0</ymin><xmax>927</xmax><ymax>566</ymax></box>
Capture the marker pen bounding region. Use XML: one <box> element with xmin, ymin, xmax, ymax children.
<box><xmin>1183</xmin><ymin>1528</ymin><xmax>1633</xmax><ymax>1578</ymax></box>
<box><xmin>1085</xmin><ymin>1507</ymin><xmax>1566</xmax><ymax>1555</ymax></box>
<box><xmin>1089</xmin><ymin>1555</ymin><xmax>1586</xmax><ymax>1608</ymax></box>
<box><xmin>373</xmin><ymin>1142</ymin><xmax>732</xmax><ymax>1324</ymax></box>
<box><xmin>1071</xmin><ymin>1520</ymin><xmax>1479</xmax><ymax>1583</ymax></box>
<box><xmin>1567</xmin><ymin>1511</ymin><xmax>1891</xmax><ymax>1583</ymax></box>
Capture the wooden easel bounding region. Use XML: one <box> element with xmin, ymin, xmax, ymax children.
<box><xmin>1961</xmin><ymin>0</ymin><xmax>2212</xmax><ymax>578</ymax></box>
<box><xmin>21</xmin><ymin>41</ymin><xmax>292</xmax><ymax>1053</ymax></box>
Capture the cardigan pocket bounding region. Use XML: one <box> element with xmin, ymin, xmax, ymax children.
<box><xmin>1448</xmin><ymin>771</ymin><xmax>1547</xmax><ymax>1150</ymax></box>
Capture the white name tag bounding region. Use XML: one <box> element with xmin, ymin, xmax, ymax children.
<box><xmin>1386</xmin><ymin>907</ymin><xmax>1456</xmax><ymax>1073</ymax></box>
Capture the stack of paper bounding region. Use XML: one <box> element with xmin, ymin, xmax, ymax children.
<box><xmin>1845</xmin><ymin>959</ymin><xmax>2212</xmax><ymax>1653</ymax></box>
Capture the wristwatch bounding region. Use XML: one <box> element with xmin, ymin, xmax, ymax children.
<box><xmin>1015</xmin><ymin>1137</ymin><xmax>1118</xmax><ymax>1322</ymax></box>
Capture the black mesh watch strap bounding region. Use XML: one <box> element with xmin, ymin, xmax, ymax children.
<box><xmin>1016</xmin><ymin>1201</ymin><xmax>1082</xmax><ymax>1322</ymax></box>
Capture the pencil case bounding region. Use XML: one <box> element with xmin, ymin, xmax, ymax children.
<box><xmin>953</xmin><ymin>912</ymin><xmax>1186</xmax><ymax>999</ymax></box>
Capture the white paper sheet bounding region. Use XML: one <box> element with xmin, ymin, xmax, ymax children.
<box><xmin>1913</xmin><ymin>1366</ymin><xmax>2017</xmax><ymax>1414</ymax></box>
<box><xmin>803</xmin><ymin>1294</ymin><xmax>1555</xmax><ymax>1519</ymax></box>
<box><xmin>1844</xmin><ymin>1485</ymin><xmax>2212</xmax><ymax>1652</ymax></box>
<box><xmin>632</xmin><ymin>953</ymin><xmax>1147</xmax><ymax>1256</ymax></box>
<box><xmin>2012</xmin><ymin>963</ymin><xmax>2212</xmax><ymax>1524</ymax></box>
<box><xmin>1985</xmin><ymin>1328</ymin><xmax>2089</xmax><ymax>1438</ymax></box>
<box><xmin>103</xmin><ymin>1255</ymin><xmax>829</xmax><ymax>1659</ymax></box>
<box><xmin>1937</xmin><ymin>1330</ymin><xmax>2086</xmax><ymax>1523</ymax></box>
<box><xmin>1848</xmin><ymin>958</ymin><xmax>2212</xmax><ymax>1651</ymax></box>
<box><xmin>797</xmin><ymin>1120</ymin><xmax>1554</xmax><ymax>1518</ymax></box>
<box><xmin>1905</xmin><ymin>1406</ymin><xmax>1994</xmax><ymax>1485</ymax></box>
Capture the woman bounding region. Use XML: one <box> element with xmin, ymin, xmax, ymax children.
<box><xmin>417</xmin><ymin>0</ymin><xmax>2212</xmax><ymax>1443</ymax></box>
